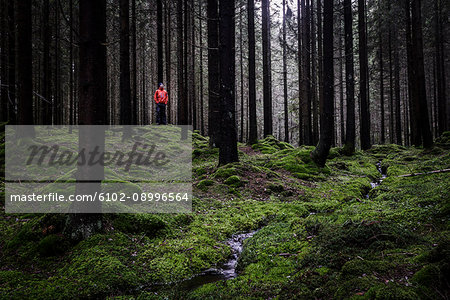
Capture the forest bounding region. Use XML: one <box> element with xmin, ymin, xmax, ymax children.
<box><xmin>0</xmin><ymin>0</ymin><xmax>449</xmax><ymax>299</ymax></box>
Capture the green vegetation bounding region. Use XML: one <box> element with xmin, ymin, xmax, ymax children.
<box><xmin>0</xmin><ymin>129</ymin><xmax>449</xmax><ymax>299</ymax></box>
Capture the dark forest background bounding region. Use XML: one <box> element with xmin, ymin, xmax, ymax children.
<box><xmin>1</xmin><ymin>0</ymin><xmax>449</xmax><ymax>163</ymax></box>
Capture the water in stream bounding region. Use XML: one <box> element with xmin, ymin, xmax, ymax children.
<box><xmin>145</xmin><ymin>230</ymin><xmax>257</xmax><ymax>294</ymax></box>
<box><xmin>366</xmin><ymin>161</ymin><xmax>387</xmax><ymax>198</ymax></box>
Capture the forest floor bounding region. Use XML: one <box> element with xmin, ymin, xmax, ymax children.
<box><xmin>0</xmin><ymin>125</ymin><xmax>449</xmax><ymax>299</ymax></box>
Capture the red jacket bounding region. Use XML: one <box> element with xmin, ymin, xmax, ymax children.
<box><xmin>154</xmin><ymin>88</ymin><xmax>168</xmax><ymax>104</ymax></box>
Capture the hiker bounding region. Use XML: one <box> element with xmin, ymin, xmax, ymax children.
<box><xmin>154</xmin><ymin>83</ymin><xmax>168</xmax><ymax>125</ymax></box>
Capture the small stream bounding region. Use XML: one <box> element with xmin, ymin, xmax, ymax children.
<box><xmin>177</xmin><ymin>230</ymin><xmax>256</xmax><ymax>291</ymax></box>
<box><xmin>144</xmin><ymin>230</ymin><xmax>257</xmax><ymax>294</ymax></box>
<box><xmin>366</xmin><ymin>161</ymin><xmax>387</xmax><ymax>198</ymax></box>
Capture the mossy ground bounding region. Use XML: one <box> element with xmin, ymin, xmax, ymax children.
<box><xmin>0</xmin><ymin>127</ymin><xmax>449</xmax><ymax>299</ymax></box>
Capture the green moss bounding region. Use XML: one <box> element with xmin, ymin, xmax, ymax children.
<box><xmin>197</xmin><ymin>179</ymin><xmax>214</xmax><ymax>191</ymax></box>
<box><xmin>111</xmin><ymin>214</ymin><xmax>166</xmax><ymax>235</ymax></box>
<box><xmin>38</xmin><ymin>234</ymin><xmax>69</xmax><ymax>256</ymax></box>
<box><xmin>224</xmin><ymin>175</ymin><xmax>242</xmax><ymax>187</ymax></box>
<box><xmin>213</xmin><ymin>166</ymin><xmax>238</xmax><ymax>178</ymax></box>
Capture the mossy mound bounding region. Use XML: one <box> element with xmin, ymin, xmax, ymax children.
<box><xmin>251</xmin><ymin>135</ymin><xmax>294</xmax><ymax>154</ymax></box>
<box><xmin>268</xmin><ymin>147</ymin><xmax>329</xmax><ymax>180</ymax></box>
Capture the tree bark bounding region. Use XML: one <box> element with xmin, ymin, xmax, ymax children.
<box><xmin>207</xmin><ymin>0</ymin><xmax>219</xmax><ymax>145</ymax></box>
<box><xmin>157</xmin><ymin>0</ymin><xmax>163</xmax><ymax>84</ymax></box>
<box><xmin>283</xmin><ymin>0</ymin><xmax>289</xmax><ymax>143</ymax></box>
<box><xmin>67</xmin><ymin>0</ymin><xmax>107</xmax><ymax>240</ymax></box>
<box><xmin>411</xmin><ymin>0</ymin><xmax>432</xmax><ymax>147</ymax></box>
<box><xmin>218</xmin><ymin>0</ymin><xmax>238</xmax><ymax>165</ymax></box>
<box><xmin>343</xmin><ymin>0</ymin><xmax>355</xmax><ymax>155</ymax></box>
<box><xmin>248</xmin><ymin>0</ymin><xmax>257</xmax><ymax>145</ymax></box>
<box><xmin>131</xmin><ymin>0</ymin><xmax>137</xmax><ymax>125</ymax></box>
<box><xmin>311</xmin><ymin>0</ymin><xmax>333</xmax><ymax>167</ymax></box>
<box><xmin>262</xmin><ymin>0</ymin><xmax>272</xmax><ymax>137</ymax></box>
<box><xmin>120</xmin><ymin>0</ymin><xmax>131</xmax><ymax>134</ymax></box>
<box><xmin>358</xmin><ymin>0</ymin><xmax>371</xmax><ymax>150</ymax></box>
<box><xmin>14</xmin><ymin>0</ymin><xmax>34</xmax><ymax>136</ymax></box>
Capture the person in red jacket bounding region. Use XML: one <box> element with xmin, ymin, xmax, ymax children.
<box><xmin>154</xmin><ymin>83</ymin><xmax>168</xmax><ymax>125</ymax></box>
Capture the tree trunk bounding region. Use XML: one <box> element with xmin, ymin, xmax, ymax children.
<box><xmin>14</xmin><ymin>0</ymin><xmax>34</xmax><ymax>136</ymax></box>
<box><xmin>218</xmin><ymin>0</ymin><xmax>238</xmax><ymax>165</ymax></box>
<box><xmin>411</xmin><ymin>0</ymin><xmax>432</xmax><ymax>147</ymax></box>
<box><xmin>405</xmin><ymin>0</ymin><xmax>419</xmax><ymax>146</ymax></box>
<box><xmin>207</xmin><ymin>0</ymin><xmax>219</xmax><ymax>145</ymax></box>
<box><xmin>343</xmin><ymin>0</ymin><xmax>355</xmax><ymax>155</ymax></box>
<box><xmin>297</xmin><ymin>0</ymin><xmax>302</xmax><ymax>144</ymax></box>
<box><xmin>191</xmin><ymin>2</ymin><xmax>196</xmax><ymax>130</ymax></box>
<box><xmin>311</xmin><ymin>0</ymin><xmax>318</xmax><ymax>144</ymax></box>
<box><xmin>339</xmin><ymin>20</ymin><xmax>345</xmax><ymax>146</ymax></box>
<box><xmin>178</xmin><ymin>0</ymin><xmax>188</xmax><ymax>127</ymax></box>
<box><xmin>311</xmin><ymin>0</ymin><xmax>333</xmax><ymax>167</ymax></box>
<box><xmin>7</xmin><ymin>0</ymin><xmax>16</xmax><ymax>124</ymax></box>
<box><xmin>435</xmin><ymin>0</ymin><xmax>447</xmax><ymax>135</ymax></box>
<box><xmin>248</xmin><ymin>0</ymin><xmax>257</xmax><ymax>145</ymax></box>
<box><xmin>41</xmin><ymin>0</ymin><xmax>51</xmax><ymax>125</ymax></box>
<box><xmin>283</xmin><ymin>0</ymin><xmax>289</xmax><ymax>143</ymax></box>
<box><xmin>166</xmin><ymin>1</ymin><xmax>172</xmax><ymax>124</ymax></box>
<box><xmin>388</xmin><ymin>1</ymin><xmax>394</xmax><ymax>144</ymax></box>
<box><xmin>394</xmin><ymin>23</ymin><xmax>402</xmax><ymax>144</ymax></box>
<box><xmin>358</xmin><ymin>0</ymin><xmax>371</xmax><ymax>150</ymax></box>
<box><xmin>157</xmin><ymin>0</ymin><xmax>163</xmax><ymax>84</ymax></box>
<box><xmin>317</xmin><ymin>0</ymin><xmax>323</xmax><ymax>145</ymax></box>
<box><xmin>301</xmin><ymin>0</ymin><xmax>312</xmax><ymax>145</ymax></box>
<box><xmin>120</xmin><ymin>0</ymin><xmax>131</xmax><ymax>135</ymax></box>
<box><xmin>67</xmin><ymin>0</ymin><xmax>107</xmax><ymax>240</ymax></box>
<box><xmin>262</xmin><ymin>0</ymin><xmax>272</xmax><ymax>137</ymax></box>
<box><xmin>0</xmin><ymin>0</ymin><xmax>8</xmax><ymax>122</ymax></box>
<box><xmin>131</xmin><ymin>0</ymin><xmax>137</xmax><ymax>125</ymax></box>
<box><xmin>378</xmin><ymin>9</ymin><xmax>385</xmax><ymax>144</ymax></box>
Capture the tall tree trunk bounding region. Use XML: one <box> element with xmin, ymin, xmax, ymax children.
<box><xmin>316</xmin><ymin>0</ymin><xmax>323</xmax><ymax>145</ymax></box>
<box><xmin>120</xmin><ymin>0</ymin><xmax>131</xmax><ymax>131</ymax></box>
<box><xmin>378</xmin><ymin>9</ymin><xmax>385</xmax><ymax>144</ymax></box>
<box><xmin>207</xmin><ymin>0</ymin><xmax>219</xmax><ymax>145</ymax></box>
<box><xmin>199</xmin><ymin>1</ymin><xmax>204</xmax><ymax>135</ymax></box>
<box><xmin>405</xmin><ymin>0</ymin><xmax>418</xmax><ymax>146</ymax></box>
<box><xmin>131</xmin><ymin>0</ymin><xmax>137</xmax><ymax>125</ymax></box>
<box><xmin>239</xmin><ymin>5</ymin><xmax>245</xmax><ymax>142</ymax></box>
<box><xmin>394</xmin><ymin>23</ymin><xmax>402</xmax><ymax>144</ymax></box>
<box><xmin>262</xmin><ymin>0</ymin><xmax>272</xmax><ymax>137</ymax></box>
<box><xmin>311</xmin><ymin>0</ymin><xmax>318</xmax><ymax>144</ymax></box>
<box><xmin>301</xmin><ymin>0</ymin><xmax>312</xmax><ymax>145</ymax></box>
<box><xmin>68</xmin><ymin>0</ymin><xmax>107</xmax><ymax>240</ymax></box>
<box><xmin>7</xmin><ymin>0</ymin><xmax>16</xmax><ymax>124</ymax></box>
<box><xmin>165</xmin><ymin>1</ymin><xmax>172</xmax><ymax>124</ymax></box>
<box><xmin>15</xmin><ymin>0</ymin><xmax>34</xmax><ymax>136</ymax></box>
<box><xmin>157</xmin><ymin>0</ymin><xmax>163</xmax><ymax>84</ymax></box>
<box><xmin>41</xmin><ymin>0</ymin><xmax>51</xmax><ymax>125</ymax></box>
<box><xmin>191</xmin><ymin>2</ymin><xmax>196</xmax><ymax>130</ymax></box>
<box><xmin>411</xmin><ymin>0</ymin><xmax>432</xmax><ymax>147</ymax></box>
<box><xmin>54</xmin><ymin>0</ymin><xmax>61</xmax><ymax>124</ymax></box>
<box><xmin>312</xmin><ymin>0</ymin><xmax>333</xmax><ymax>167</ymax></box>
<box><xmin>247</xmin><ymin>0</ymin><xmax>257</xmax><ymax>144</ymax></box>
<box><xmin>297</xmin><ymin>0</ymin><xmax>303</xmax><ymax>144</ymax></box>
<box><xmin>358</xmin><ymin>0</ymin><xmax>371</xmax><ymax>150</ymax></box>
<box><xmin>343</xmin><ymin>0</ymin><xmax>355</xmax><ymax>155</ymax></box>
<box><xmin>339</xmin><ymin>20</ymin><xmax>345</xmax><ymax>146</ymax></box>
<box><xmin>388</xmin><ymin>1</ymin><xmax>394</xmax><ymax>143</ymax></box>
<box><xmin>1</xmin><ymin>0</ymin><xmax>8</xmax><ymax>122</ymax></box>
<box><xmin>283</xmin><ymin>0</ymin><xmax>289</xmax><ymax>143</ymax></box>
<box><xmin>178</xmin><ymin>0</ymin><xmax>188</xmax><ymax>127</ymax></box>
<box><xmin>69</xmin><ymin>0</ymin><xmax>74</xmax><ymax>128</ymax></box>
<box><xmin>218</xmin><ymin>0</ymin><xmax>238</xmax><ymax>165</ymax></box>
<box><xmin>435</xmin><ymin>0</ymin><xmax>447</xmax><ymax>135</ymax></box>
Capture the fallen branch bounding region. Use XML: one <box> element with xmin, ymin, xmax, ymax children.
<box><xmin>397</xmin><ymin>169</ymin><xmax>450</xmax><ymax>177</ymax></box>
